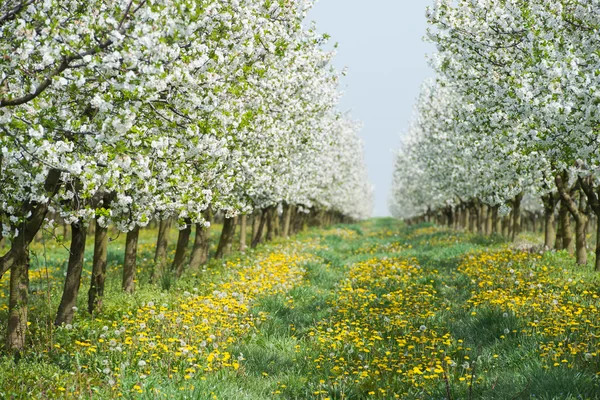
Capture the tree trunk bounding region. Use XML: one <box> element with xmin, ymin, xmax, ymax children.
<box><xmin>0</xmin><ymin>169</ymin><xmax>62</xmax><ymax>280</ymax></box>
<box><xmin>189</xmin><ymin>224</ymin><xmax>210</xmax><ymax>270</ymax></box>
<box><xmin>491</xmin><ymin>206</ymin><xmax>499</xmax><ymax>235</ymax></box>
<box><xmin>172</xmin><ymin>219</ymin><xmax>192</xmax><ymax>278</ymax></box>
<box><xmin>485</xmin><ymin>205</ymin><xmax>492</xmax><ymax>235</ymax></box>
<box><xmin>152</xmin><ymin>218</ymin><xmax>172</xmax><ymax>280</ymax></box>
<box><xmin>252</xmin><ymin>209</ymin><xmax>268</xmax><ymax>248</ymax></box>
<box><xmin>6</xmin><ymin>237</ymin><xmax>29</xmax><ymax>352</ymax></box>
<box><xmin>555</xmin><ymin>173</ymin><xmax>585</xmax><ymax>263</ymax></box>
<box><xmin>479</xmin><ymin>204</ymin><xmax>487</xmax><ymax>233</ymax></box>
<box><xmin>55</xmin><ymin>222</ymin><xmax>87</xmax><ymax>326</ymax></box>
<box><xmin>512</xmin><ymin>193</ymin><xmax>524</xmax><ymax>241</ymax></box>
<box><xmin>88</xmin><ymin>221</ymin><xmax>108</xmax><ymax>314</ymax></box>
<box><xmin>557</xmin><ymin>201</ymin><xmax>574</xmax><ymax>253</ymax></box>
<box><xmin>468</xmin><ymin>205</ymin><xmax>476</xmax><ymax>232</ymax></box>
<box><xmin>503</xmin><ymin>213</ymin><xmax>511</xmax><ymax>238</ymax></box>
<box><xmin>273</xmin><ymin>207</ymin><xmax>281</xmax><ymax>237</ymax></box>
<box><xmin>122</xmin><ymin>227</ymin><xmax>139</xmax><ymax>294</ymax></box>
<box><xmin>239</xmin><ymin>215</ymin><xmax>247</xmax><ymax>252</ymax></box>
<box><xmin>215</xmin><ymin>216</ymin><xmax>237</xmax><ymax>259</ymax></box>
<box><xmin>282</xmin><ymin>204</ymin><xmax>292</xmax><ymax>237</ymax></box>
<box><xmin>596</xmin><ymin>219</ymin><xmax>600</xmax><ymax>272</ymax></box>
<box><xmin>544</xmin><ymin>206</ymin><xmax>556</xmax><ymax>250</ymax></box>
<box><xmin>266</xmin><ymin>207</ymin><xmax>275</xmax><ymax>241</ymax></box>
<box><xmin>575</xmin><ymin>213</ymin><xmax>587</xmax><ymax>265</ymax></box>
<box><xmin>579</xmin><ymin>178</ymin><xmax>600</xmax><ymax>271</ymax></box>
<box><xmin>251</xmin><ymin>212</ymin><xmax>259</xmax><ymax>239</ymax></box>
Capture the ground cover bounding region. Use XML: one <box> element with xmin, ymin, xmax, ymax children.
<box><xmin>1</xmin><ymin>219</ymin><xmax>599</xmax><ymax>399</ymax></box>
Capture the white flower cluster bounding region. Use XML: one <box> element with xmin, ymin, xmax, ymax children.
<box><xmin>0</xmin><ymin>0</ymin><xmax>372</xmax><ymax>242</ymax></box>
<box><xmin>391</xmin><ymin>0</ymin><xmax>600</xmax><ymax>221</ymax></box>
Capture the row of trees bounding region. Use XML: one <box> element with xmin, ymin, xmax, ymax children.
<box><xmin>391</xmin><ymin>0</ymin><xmax>600</xmax><ymax>268</ymax></box>
<box><xmin>0</xmin><ymin>1</ymin><xmax>373</xmax><ymax>351</ymax></box>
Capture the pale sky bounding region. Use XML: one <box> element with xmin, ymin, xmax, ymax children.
<box><xmin>308</xmin><ymin>1</ymin><xmax>434</xmax><ymax>217</ymax></box>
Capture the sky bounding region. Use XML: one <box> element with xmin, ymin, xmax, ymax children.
<box><xmin>307</xmin><ymin>0</ymin><xmax>434</xmax><ymax>217</ymax></box>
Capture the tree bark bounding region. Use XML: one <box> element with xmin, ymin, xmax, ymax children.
<box><xmin>88</xmin><ymin>221</ymin><xmax>108</xmax><ymax>314</ymax></box>
<box><xmin>172</xmin><ymin>219</ymin><xmax>192</xmax><ymax>278</ymax></box>
<box><xmin>215</xmin><ymin>216</ymin><xmax>237</xmax><ymax>259</ymax></box>
<box><xmin>556</xmin><ymin>200</ymin><xmax>574</xmax><ymax>253</ymax></box>
<box><xmin>578</xmin><ymin>177</ymin><xmax>600</xmax><ymax>271</ymax></box>
<box><xmin>282</xmin><ymin>204</ymin><xmax>292</xmax><ymax>237</ymax></box>
<box><xmin>0</xmin><ymin>169</ymin><xmax>62</xmax><ymax>279</ymax></box>
<box><xmin>511</xmin><ymin>193</ymin><xmax>524</xmax><ymax>241</ymax></box>
<box><xmin>55</xmin><ymin>222</ymin><xmax>87</xmax><ymax>326</ymax></box>
<box><xmin>542</xmin><ymin>193</ymin><xmax>558</xmax><ymax>249</ymax></box>
<box><xmin>491</xmin><ymin>206</ymin><xmax>499</xmax><ymax>235</ymax></box>
<box><xmin>266</xmin><ymin>207</ymin><xmax>275</xmax><ymax>241</ymax></box>
<box><xmin>122</xmin><ymin>227</ymin><xmax>139</xmax><ymax>294</ymax></box>
<box><xmin>252</xmin><ymin>209</ymin><xmax>267</xmax><ymax>248</ymax></box>
<box><xmin>479</xmin><ymin>204</ymin><xmax>487</xmax><ymax>234</ymax></box>
<box><xmin>251</xmin><ymin>212</ymin><xmax>258</xmax><ymax>239</ymax></box>
<box><xmin>485</xmin><ymin>205</ymin><xmax>492</xmax><ymax>235</ymax></box>
<box><xmin>503</xmin><ymin>214</ymin><xmax>511</xmax><ymax>238</ymax></box>
<box><xmin>273</xmin><ymin>207</ymin><xmax>281</xmax><ymax>237</ymax></box>
<box><xmin>152</xmin><ymin>218</ymin><xmax>172</xmax><ymax>280</ymax></box>
<box><xmin>468</xmin><ymin>204</ymin><xmax>476</xmax><ymax>232</ymax></box>
<box><xmin>189</xmin><ymin>224</ymin><xmax>210</xmax><ymax>269</ymax></box>
<box><xmin>239</xmin><ymin>215</ymin><xmax>247</xmax><ymax>252</ymax></box>
<box><xmin>6</xmin><ymin>235</ymin><xmax>29</xmax><ymax>352</ymax></box>
<box><xmin>555</xmin><ymin>173</ymin><xmax>586</xmax><ymax>263</ymax></box>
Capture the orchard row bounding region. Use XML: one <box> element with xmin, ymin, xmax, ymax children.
<box><xmin>0</xmin><ymin>1</ymin><xmax>372</xmax><ymax>351</ymax></box>
<box><xmin>392</xmin><ymin>1</ymin><xmax>600</xmax><ymax>268</ymax></box>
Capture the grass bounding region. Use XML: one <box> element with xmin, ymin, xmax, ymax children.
<box><xmin>1</xmin><ymin>218</ymin><xmax>599</xmax><ymax>398</ymax></box>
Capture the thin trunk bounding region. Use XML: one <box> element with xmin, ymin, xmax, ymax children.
<box><xmin>239</xmin><ymin>215</ymin><xmax>248</xmax><ymax>252</ymax></box>
<box><xmin>485</xmin><ymin>205</ymin><xmax>492</xmax><ymax>235</ymax></box>
<box><xmin>273</xmin><ymin>207</ymin><xmax>281</xmax><ymax>237</ymax></box>
<box><xmin>172</xmin><ymin>219</ymin><xmax>192</xmax><ymax>278</ymax></box>
<box><xmin>189</xmin><ymin>223</ymin><xmax>210</xmax><ymax>269</ymax></box>
<box><xmin>266</xmin><ymin>207</ymin><xmax>275</xmax><ymax>241</ymax></box>
<box><xmin>503</xmin><ymin>214</ymin><xmax>511</xmax><ymax>238</ymax></box>
<box><xmin>491</xmin><ymin>206</ymin><xmax>499</xmax><ymax>235</ymax></box>
<box><xmin>555</xmin><ymin>173</ymin><xmax>586</xmax><ymax>263</ymax></box>
<box><xmin>596</xmin><ymin>218</ymin><xmax>600</xmax><ymax>272</ymax></box>
<box><xmin>282</xmin><ymin>204</ymin><xmax>292</xmax><ymax>237</ymax></box>
<box><xmin>252</xmin><ymin>209</ymin><xmax>268</xmax><ymax>248</ymax></box>
<box><xmin>479</xmin><ymin>204</ymin><xmax>487</xmax><ymax>233</ymax></box>
<box><xmin>578</xmin><ymin>178</ymin><xmax>600</xmax><ymax>271</ymax></box>
<box><xmin>252</xmin><ymin>212</ymin><xmax>259</xmax><ymax>239</ymax></box>
<box><xmin>557</xmin><ymin>201</ymin><xmax>574</xmax><ymax>253</ymax></box>
<box><xmin>122</xmin><ymin>227</ymin><xmax>139</xmax><ymax>294</ymax></box>
<box><xmin>470</xmin><ymin>205</ymin><xmax>478</xmax><ymax>233</ymax></box>
<box><xmin>215</xmin><ymin>216</ymin><xmax>237</xmax><ymax>259</ymax></box>
<box><xmin>55</xmin><ymin>223</ymin><xmax>87</xmax><ymax>326</ymax></box>
<box><xmin>512</xmin><ymin>193</ymin><xmax>524</xmax><ymax>241</ymax></box>
<box><xmin>575</xmin><ymin>214</ymin><xmax>587</xmax><ymax>265</ymax></box>
<box><xmin>6</xmin><ymin>236</ymin><xmax>29</xmax><ymax>352</ymax></box>
<box><xmin>555</xmin><ymin>201</ymin><xmax>565</xmax><ymax>250</ymax></box>
<box><xmin>543</xmin><ymin>202</ymin><xmax>556</xmax><ymax>250</ymax></box>
<box><xmin>88</xmin><ymin>221</ymin><xmax>108</xmax><ymax>314</ymax></box>
<box><xmin>153</xmin><ymin>218</ymin><xmax>172</xmax><ymax>280</ymax></box>
<box><xmin>0</xmin><ymin>169</ymin><xmax>62</xmax><ymax>280</ymax></box>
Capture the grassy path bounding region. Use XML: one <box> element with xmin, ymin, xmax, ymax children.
<box><xmin>1</xmin><ymin>219</ymin><xmax>600</xmax><ymax>399</ymax></box>
<box><xmin>218</xmin><ymin>219</ymin><xmax>600</xmax><ymax>399</ymax></box>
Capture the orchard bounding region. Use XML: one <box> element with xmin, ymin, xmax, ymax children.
<box><xmin>392</xmin><ymin>0</ymin><xmax>600</xmax><ymax>270</ymax></box>
<box><xmin>2</xmin><ymin>1</ymin><xmax>600</xmax><ymax>398</ymax></box>
<box><xmin>0</xmin><ymin>0</ymin><xmax>371</xmax><ymax>354</ymax></box>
